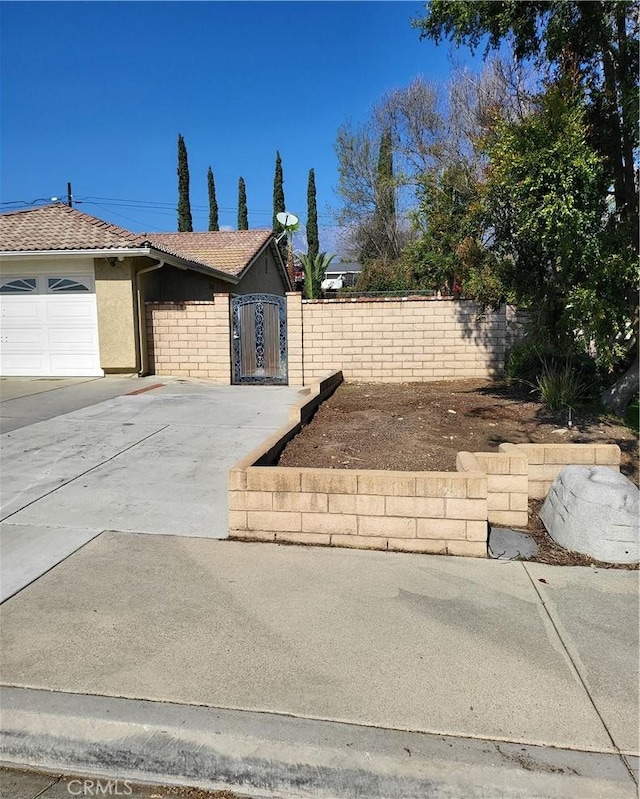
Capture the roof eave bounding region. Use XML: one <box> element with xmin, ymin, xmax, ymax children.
<box><xmin>0</xmin><ymin>247</ymin><xmax>150</xmax><ymax>258</ymax></box>
<box><xmin>146</xmin><ymin>248</ymin><xmax>241</xmax><ymax>284</ymax></box>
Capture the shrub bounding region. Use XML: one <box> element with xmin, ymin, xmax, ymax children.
<box><xmin>507</xmin><ymin>340</ymin><xmax>599</xmax><ymax>402</ymax></box>
<box><xmin>535</xmin><ymin>358</ymin><xmax>591</xmax><ymax>410</ymax></box>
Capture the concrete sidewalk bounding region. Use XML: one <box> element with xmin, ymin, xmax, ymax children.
<box><xmin>1</xmin><ymin>534</ymin><xmax>638</xmax><ymax>797</ymax></box>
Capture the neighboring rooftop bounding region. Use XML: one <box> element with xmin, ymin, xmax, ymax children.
<box><xmin>0</xmin><ymin>204</ymin><xmax>145</xmax><ymax>251</ymax></box>
<box><xmin>146</xmin><ymin>230</ymin><xmax>273</xmax><ymax>277</ymax></box>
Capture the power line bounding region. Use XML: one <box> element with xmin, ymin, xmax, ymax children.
<box><xmin>2</xmin><ymin>193</ymin><xmax>335</xmax><ymax>221</ymax></box>
<box><xmin>80</xmin><ymin>202</ymin><xmax>165</xmax><ymax>232</ymax></box>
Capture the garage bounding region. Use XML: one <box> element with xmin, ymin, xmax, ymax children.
<box><xmin>0</xmin><ymin>270</ymin><xmax>102</xmax><ymax>377</ymax></box>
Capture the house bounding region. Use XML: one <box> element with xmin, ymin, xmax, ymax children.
<box><xmin>0</xmin><ymin>204</ymin><xmax>290</xmax><ymax>377</ymax></box>
<box><xmin>321</xmin><ymin>262</ymin><xmax>361</xmax><ymax>292</ymax></box>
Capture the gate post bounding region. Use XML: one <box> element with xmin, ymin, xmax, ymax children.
<box><xmin>211</xmin><ymin>293</ymin><xmax>231</xmax><ymax>385</ymax></box>
<box><xmin>286</xmin><ymin>292</ymin><xmax>304</xmax><ymax>386</ymax></box>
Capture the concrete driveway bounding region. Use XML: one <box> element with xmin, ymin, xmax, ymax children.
<box><xmin>0</xmin><ymin>378</ymin><xmax>301</xmax><ymax>601</ymax></box>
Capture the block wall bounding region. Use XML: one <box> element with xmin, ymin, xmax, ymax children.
<box><xmin>229</xmin><ymin>467</ymin><xmax>488</xmax><ymax>558</ymax></box>
<box><xmin>500</xmin><ymin>443</ymin><xmax>621</xmax><ymax>499</ymax></box>
<box><xmin>457</xmin><ymin>451</ymin><xmax>529</xmax><ymax>528</ymax></box>
<box><xmin>146</xmin><ymin>295</ymin><xmax>231</xmax><ymax>383</ymax></box>
<box><xmin>286</xmin><ymin>293</ymin><xmax>509</xmax><ymax>384</ymax></box>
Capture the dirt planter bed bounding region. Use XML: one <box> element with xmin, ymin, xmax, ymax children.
<box><xmin>228</xmin><ymin>373</ymin><xmax>627</xmax><ymax>559</ymax></box>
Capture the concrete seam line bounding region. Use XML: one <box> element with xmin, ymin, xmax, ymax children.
<box><xmin>32</xmin><ymin>775</ymin><xmax>63</xmax><ymax>799</ymax></box>
<box><xmin>0</xmin><ymin>424</ymin><xmax>171</xmax><ymax>525</ymax></box>
<box><xmin>521</xmin><ymin>562</ymin><xmax>627</xmax><ymax>766</ymax></box>
<box><xmin>0</xmin><ymin>529</ymin><xmax>105</xmax><ymax>606</ymax></box>
<box><xmin>0</xmin><ymin>378</ymin><xmax>103</xmax><ymax>404</ymax></box>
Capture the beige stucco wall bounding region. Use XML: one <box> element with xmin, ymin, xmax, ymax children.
<box><xmin>94</xmin><ymin>257</ymin><xmax>139</xmax><ymax>373</ymax></box>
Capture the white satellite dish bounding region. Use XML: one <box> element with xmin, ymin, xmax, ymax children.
<box><xmin>276</xmin><ymin>211</ymin><xmax>299</xmax><ymax>229</ymax></box>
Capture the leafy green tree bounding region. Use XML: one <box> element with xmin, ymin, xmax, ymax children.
<box><xmin>413</xmin><ymin>0</ymin><xmax>638</xmax><ymax>244</ymax></box>
<box><xmin>483</xmin><ymin>80</ymin><xmax>629</xmax><ymax>358</ymax></box>
<box><xmin>415</xmin><ymin>1</ymin><xmax>639</xmax><ymax>412</ymax></box>
<box><xmin>355</xmin><ymin>259</ymin><xmax>414</xmax><ymax>293</ymax></box>
<box><xmin>237</xmin><ymin>177</ymin><xmax>248</xmax><ymax>230</ymax></box>
<box><xmin>306</xmin><ymin>168</ymin><xmax>319</xmax><ymax>261</ymax></box>
<box><xmin>403</xmin><ymin>162</ymin><xmax>479</xmax><ymax>296</ymax></box>
<box><xmin>298</xmin><ymin>251</ymin><xmax>335</xmax><ymax>299</ymax></box>
<box><xmin>207</xmin><ymin>167</ymin><xmax>219</xmax><ymax>231</ymax></box>
<box><xmin>177</xmin><ymin>134</ymin><xmax>193</xmax><ymax>232</ymax></box>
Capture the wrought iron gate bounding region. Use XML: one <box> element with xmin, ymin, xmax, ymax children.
<box><xmin>231</xmin><ymin>294</ymin><xmax>288</xmax><ymax>384</ymax></box>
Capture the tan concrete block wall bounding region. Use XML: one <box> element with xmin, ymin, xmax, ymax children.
<box><xmin>146</xmin><ymin>295</ymin><xmax>231</xmax><ymax>383</ymax></box>
<box><xmin>500</xmin><ymin>443</ymin><xmax>621</xmax><ymax>499</ymax></box>
<box><xmin>472</xmin><ymin>452</ymin><xmax>529</xmax><ymax>528</ymax></box>
<box><xmin>286</xmin><ymin>292</ymin><xmax>304</xmax><ymax>386</ymax></box>
<box><xmin>229</xmin><ymin>467</ymin><xmax>489</xmax><ymax>557</ymax></box>
<box><xmin>299</xmin><ymin>297</ymin><xmax>506</xmax><ymax>384</ymax></box>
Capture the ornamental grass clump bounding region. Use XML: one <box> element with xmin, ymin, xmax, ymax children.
<box><xmin>536</xmin><ymin>357</ymin><xmax>590</xmax><ymax>410</ymax></box>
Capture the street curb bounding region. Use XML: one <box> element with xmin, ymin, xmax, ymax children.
<box><xmin>0</xmin><ymin>687</ymin><xmax>636</xmax><ymax>799</ymax></box>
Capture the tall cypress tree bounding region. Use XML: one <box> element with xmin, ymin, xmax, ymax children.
<box><xmin>237</xmin><ymin>177</ymin><xmax>248</xmax><ymax>230</ymax></box>
<box><xmin>360</xmin><ymin>128</ymin><xmax>396</xmax><ymax>262</ymax></box>
<box><xmin>207</xmin><ymin>167</ymin><xmax>219</xmax><ymax>231</ymax></box>
<box><xmin>272</xmin><ymin>151</ymin><xmax>288</xmax><ymax>261</ymax></box>
<box><xmin>177</xmin><ymin>134</ymin><xmax>193</xmax><ymax>232</ymax></box>
<box><xmin>306</xmin><ymin>168</ymin><xmax>319</xmax><ymax>261</ymax></box>
<box><xmin>272</xmin><ymin>151</ymin><xmax>285</xmax><ymax>230</ymax></box>
<box><xmin>376</xmin><ymin>128</ymin><xmax>395</xmax><ymax>222</ymax></box>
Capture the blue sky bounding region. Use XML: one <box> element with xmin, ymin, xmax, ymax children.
<box><xmin>1</xmin><ymin>1</ymin><xmax>480</xmax><ymax>252</ymax></box>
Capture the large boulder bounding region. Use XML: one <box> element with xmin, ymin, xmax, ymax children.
<box><xmin>540</xmin><ymin>466</ymin><xmax>639</xmax><ymax>564</ymax></box>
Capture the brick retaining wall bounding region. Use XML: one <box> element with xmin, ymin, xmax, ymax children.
<box><xmin>229</xmin><ymin>467</ymin><xmax>488</xmax><ymax>557</ymax></box>
<box><xmin>228</xmin><ymin>372</ymin><xmax>622</xmax><ymax>557</ymax></box>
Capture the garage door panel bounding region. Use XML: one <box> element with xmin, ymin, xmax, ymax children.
<box><xmin>49</xmin><ymin>353</ymin><xmax>101</xmax><ymax>375</ymax></box>
<box><xmin>0</xmin><ymin>297</ymin><xmax>44</xmax><ymax>325</ymax></box>
<box><xmin>0</xmin><ymin>282</ymin><xmax>103</xmax><ymax>377</ymax></box>
<box><xmin>48</xmin><ymin>327</ymin><xmax>98</xmax><ymax>349</ymax></box>
<box><xmin>46</xmin><ymin>297</ymin><xmax>98</xmax><ymax>324</ymax></box>
<box><xmin>0</xmin><ymin>328</ymin><xmax>46</xmax><ymax>349</ymax></box>
<box><xmin>0</xmin><ymin>353</ymin><xmax>49</xmax><ymax>375</ymax></box>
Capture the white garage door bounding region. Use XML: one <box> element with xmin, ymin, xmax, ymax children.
<box><xmin>0</xmin><ymin>274</ymin><xmax>103</xmax><ymax>377</ymax></box>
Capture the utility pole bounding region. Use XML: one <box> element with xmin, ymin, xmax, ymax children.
<box><xmin>67</xmin><ymin>182</ymin><xmax>73</xmax><ymax>207</ymax></box>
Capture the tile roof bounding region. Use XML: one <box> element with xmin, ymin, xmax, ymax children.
<box><xmin>144</xmin><ymin>230</ymin><xmax>273</xmax><ymax>277</ymax></box>
<box><xmin>0</xmin><ymin>204</ymin><xmax>145</xmax><ymax>251</ymax></box>
<box><xmin>0</xmin><ymin>205</ymin><xmax>277</xmax><ymax>279</ymax></box>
